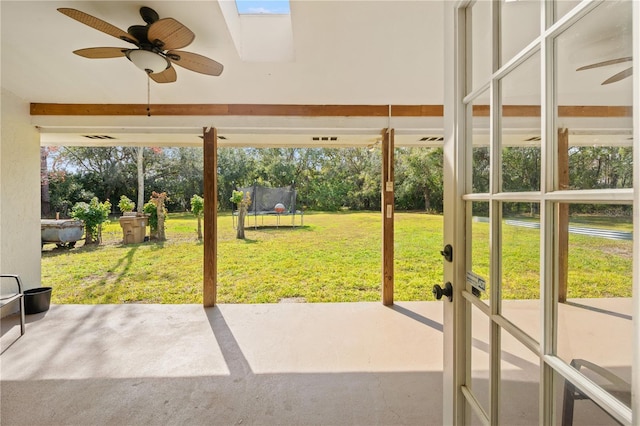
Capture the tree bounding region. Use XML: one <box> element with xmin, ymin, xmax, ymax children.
<box><xmin>47</xmin><ymin>171</ymin><xmax>90</xmax><ymax>217</ymax></box>
<box><xmin>502</xmin><ymin>147</ymin><xmax>540</xmax><ymax>193</ymax></box>
<box><xmin>41</xmin><ymin>147</ymin><xmax>52</xmax><ymax>216</ymax></box>
<box><xmin>231</xmin><ymin>190</ymin><xmax>251</xmax><ymax>239</ymax></box>
<box><xmin>149</xmin><ymin>192</ymin><xmax>168</xmax><ymax>241</ymax></box>
<box><xmin>59</xmin><ymin>146</ymin><xmax>138</xmax><ymax>205</ymax></box>
<box><xmin>190</xmin><ymin>194</ymin><xmax>204</xmax><ymax>240</ymax></box>
<box><xmin>396</xmin><ymin>147</ymin><xmax>443</xmax><ymax>212</ymax></box>
<box><xmin>136</xmin><ymin>147</ymin><xmax>145</xmax><ymax>212</ymax></box>
<box><xmin>148</xmin><ymin>147</ymin><xmax>202</xmax><ymax>211</ymax></box>
<box><xmin>217</xmin><ymin>148</ymin><xmax>256</xmax><ymax>210</ymax></box>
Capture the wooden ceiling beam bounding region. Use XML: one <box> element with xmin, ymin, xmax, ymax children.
<box><xmin>30</xmin><ymin>103</ymin><xmax>631</xmax><ymax>118</ymax></box>
<box><xmin>30</xmin><ymin>103</ymin><xmax>441</xmax><ymax>117</ymax></box>
<box><xmin>472</xmin><ymin>105</ymin><xmax>631</xmax><ymax>117</ymax></box>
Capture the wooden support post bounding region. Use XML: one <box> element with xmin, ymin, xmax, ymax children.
<box><xmin>203</xmin><ymin>127</ymin><xmax>218</xmax><ymax>307</ymax></box>
<box><xmin>558</xmin><ymin>128</ymin><xmax>569</xmax><ymax>303</ymax></box>
<box><xmin>381</xmin><ymin>128</ymin><xmax>394</xmax><ymax>306</ymax></box>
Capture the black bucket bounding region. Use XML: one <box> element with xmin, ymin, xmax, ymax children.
<box><xmin>24</xmin><ymin>287</ymin><xmax>52</xmax><ymax>314</ymax></box>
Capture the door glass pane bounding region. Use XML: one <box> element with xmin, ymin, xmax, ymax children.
<box><xmin>467</xmin><ymin>400</ymin><xmax>487</xmax><ymax>426</ymax></box>
<box><xmin>472</xmin><ymin>90</ymin><xmax>491</xmax><ymax>194</ymax></box>
<box><xmin>471</xmin><ymin>303</ymin><xmax>491</xmax><ymax>414</ymax></box>
<box><xmin>500</xmin><ymin>202</ymin><xmax>540</xmax><ymax>340</ymax></box>
<box><xmin>469</xmin><ymin>1</ymin><xmax>492</xmax><ymax>92</ymax></box>
<box><xmin>501</xmin><ymin>0</ymin><xmax>540</xmax><ymax>66</ymax></box>
<box><xmin>554</xmin><ymin>370</ymin><xmax>622</xmax><ymax>425</ymax></box>
<box><xmin>554</xmin><ymin>1</ymin><xmax>581</xmax><ymax>25</ymax></box>
<box><xmin>564</xmin><ymin>138</ymin><xmax>633</xmax><ymax>191</ymax></box>
<box><xmin>500</xmin><ymin>329</ymin><xmax>539</xmax><ymax>425</ymax></box>
<box><xmin>556</xmin><ymin>0</ymin><xmax>633</xmax><ymax>189</ymax></box>
<box><xmin>556</xmin><ymin>203</ymin><xmax>633</xmax><ymax>409</ymax></box>
<box><xmin>395</xmin><ymin>210</ymin><xmax>443</xmax><ymax>301</ymax></box>
<box><xmin>501</xmin><ymin>52</ymin><xmax>541</xmax><ymax>192</ymax></box>
<box><xmin>470</xmin><ymin>202</ymin><xmax>490</xmax><ymax>304</ymax></box>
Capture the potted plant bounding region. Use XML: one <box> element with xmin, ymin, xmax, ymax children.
<box><xmin>118</xmin><ymin>195</ymin><xmax>147</xmax><ymax>244</ymax></box>
<box><xmin>118</xmin><ymin>195</ymin><xmax>136</xmax><ymax>216</ymax></box>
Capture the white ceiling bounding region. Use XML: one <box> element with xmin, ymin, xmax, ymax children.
<box><xmin>1</xmin><ymin>1</ymin><xmax>633</xmax><ymax>148</ymax></box>
<box><xmin>2</xmin><ymin>1</ymin><xmax>445</xmax><ymax>147</ymax></box>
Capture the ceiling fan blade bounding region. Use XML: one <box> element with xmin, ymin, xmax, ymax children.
<box><xmin>149</xmin><ymin>65</ymin><xmax>177</xmax><ymax>83</ymax></box>
<box><xmin>602</xmin><ymin>67</ymin><xmax>633</xmax><ymax>85</ymax></box>
<box><xmin>57</xmin><ymin>8</ymin><xmax>138</xmax><ymax>45</ymax></box>
<box><xmin>167</xmin><ymin>50</ymin><xmax>224</xmax><ymax>76</ymax></box>
<box><xmin>140</xmin><ymin>7</ymin><xmax>159</xmax><ymax>25</ymax></box>
<box><xmin>576</xmin><ymin>56</ymin><xmax>632</xmax><ymax>71</ymax></box>
<box><xmin>73</xmin><ymin>47</ymin><xmax>128</xmax><ymax>59</ymax></box>
<box><xmin>148</xmin><ymin>18</ymin><xmax>195</xmax><ymax>50</ymax></box>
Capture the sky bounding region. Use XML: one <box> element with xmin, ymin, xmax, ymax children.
<box><xmin>235</xmin><ymin>0</ymin><xmax>291</xmax><ymax>14</ymax></box>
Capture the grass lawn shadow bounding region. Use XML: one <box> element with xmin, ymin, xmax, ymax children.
<box><xmin>244</xmin><ymin>225</ymin><xmax>312</xmax><ymax>232</ymax></box>
<box><xmin>41</xmin><ymin>241</ymin><xmax>103</xmax><ymax>257</ymax></box>
<box><xmin>82</xmin><ymin>246</ymin><xmax>139</xmax><ymax>299</ymax></box>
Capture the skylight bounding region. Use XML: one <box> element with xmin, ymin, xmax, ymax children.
<box><xmin>235</xmin><ymin>0</ymin><xmax>290</xmax><ymax>15</ymax></box>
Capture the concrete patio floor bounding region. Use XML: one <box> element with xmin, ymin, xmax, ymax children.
<box><xmin>1</xmin><ymin>299</ymin><xmax>632</xmax><ymax>425</ymax></box>
<box><xmin>1</xmin><ymin>302</ymin><xmax>444</xmax><ymax>425</ymax></box>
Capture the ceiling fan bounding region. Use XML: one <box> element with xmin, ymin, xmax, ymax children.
<box><xmin>576</xmin><ymin>56</ymin><xmax>632</xmax><ymax>85</ymax></box>
<box><xmin>58</xmin><ymin>6</ymin><xmax>223</xmax><ymax>83</ymax></box>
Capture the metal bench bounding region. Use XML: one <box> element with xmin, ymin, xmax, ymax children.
<box><xmin>0</xmin><ymin>274</ymin><xmax>26</xmax><ymax>336</ymax></box>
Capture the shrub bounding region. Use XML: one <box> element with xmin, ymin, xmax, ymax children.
<box><xmin>71</xmin><ymin>197</ymin><xmax>111</xmax><ymax>244</ymax></box>
<box><xmin>143</xmin><ymin>201</ymin><xmax>159</xmax><ymax>235</ymax></box>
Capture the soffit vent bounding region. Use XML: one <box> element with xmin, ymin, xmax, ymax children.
<box><xmin>312</xmin><ymin>136</ymin><xmax>338</xmax><ymax>141</ymax></box>
<box><xmin>83</xmin><ymin>135</ymin><xmax>115</xmax><ymax>140</ymax></box>
<box><xmin>524</xmin><ymin>136</ymin><xmax>542</xmax><ymax>141</ymax></box>
<box><xmin>419</xmin><ymin>136</ymin><xmax>443</xmax><ymax>142</ymax></box>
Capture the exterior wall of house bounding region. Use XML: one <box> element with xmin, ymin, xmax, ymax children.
<box><xmin>1</xmin><ymin>89</ymin><xmax>41</xmax><ymax>307</ymax></box>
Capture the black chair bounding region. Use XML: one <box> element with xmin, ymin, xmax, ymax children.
<box><xmin>0</xmin><ymin>274</ymin><xmax>26</xmax><ymax>336</ymax></box>
<box><xmin>562</xmin><ymin>358</ymin><xmax>631</xmax><ymax>426</ymax></box>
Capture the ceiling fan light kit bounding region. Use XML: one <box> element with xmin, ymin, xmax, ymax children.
<box><xmin>125</xmin><ymin>49</ymin><xmax>169</xmax><ymax>74</ymax></box>
<box><xmin>58</xmin><ymin>6</ymin><xmax>223</xmax><ymax>83</ymax></box>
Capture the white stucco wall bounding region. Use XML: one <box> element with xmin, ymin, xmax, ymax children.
<box><xmin>1</xmin><ymin>88</ymin><xmax>41</xmax><ymax>294</ymax></box>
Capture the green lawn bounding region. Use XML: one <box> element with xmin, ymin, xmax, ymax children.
<box><xmin>42</xmin><ymin>211</ymin><xmax>632</xmax><ymax>304</ymax></box>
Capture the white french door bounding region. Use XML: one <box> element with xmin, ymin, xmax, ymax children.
<box><xmin>442</xmin><ymin>1</ymin><xmax>638</xmax><ymax>424</ymax></box>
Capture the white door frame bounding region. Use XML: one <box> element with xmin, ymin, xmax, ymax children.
<box><xmin>442</xmin><ymin>0</ymin><xmax>639</xmax><ymax>424</ymax></box>
<box><xmin>443</xmin><ymin>2</ymin><xmax>468</xmax><ymax>424</ymax></box>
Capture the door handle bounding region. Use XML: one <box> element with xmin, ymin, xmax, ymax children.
<box><xmin>433</xmin><ymin>282</ymin><xmax>453</xmax><ymax>302</ymax></box>
<box><xmin>440</xmin><ymin>244</ymin><xmax>453</xmax><ymax>262</ymax></box>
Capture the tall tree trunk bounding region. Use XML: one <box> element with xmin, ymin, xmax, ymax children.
<box><xmin>85</xmin><ymin>224</ymin><xmax>94</xmax><ymax>245</ymax></box>
<box><xmin>423</xmin><ymin>188</ymin><xmax>431</xmax><ymax>212</ymax></box>
<box><xmin>40</xmin><ymin>147</ymin><xmax>51</xmax><ymax>217</ymax></box>
<box><xmin>197</xmin><ymin>216</ymin><xmax>202</xmax><ymax>241</ymax></box>
<box><xmin>157</xmin><ymin>202</ymin><xmax>166</xmax><ymax>241</ymax></box>
<box><xmin>137</xmin><ymin>147</ymin><xmax>144</xmax><ymax>212</ymax></box>
<box><xmin>236</xmin><ymin>206</ymin><xmax>246</xmax><ymax>239</ymax></box>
